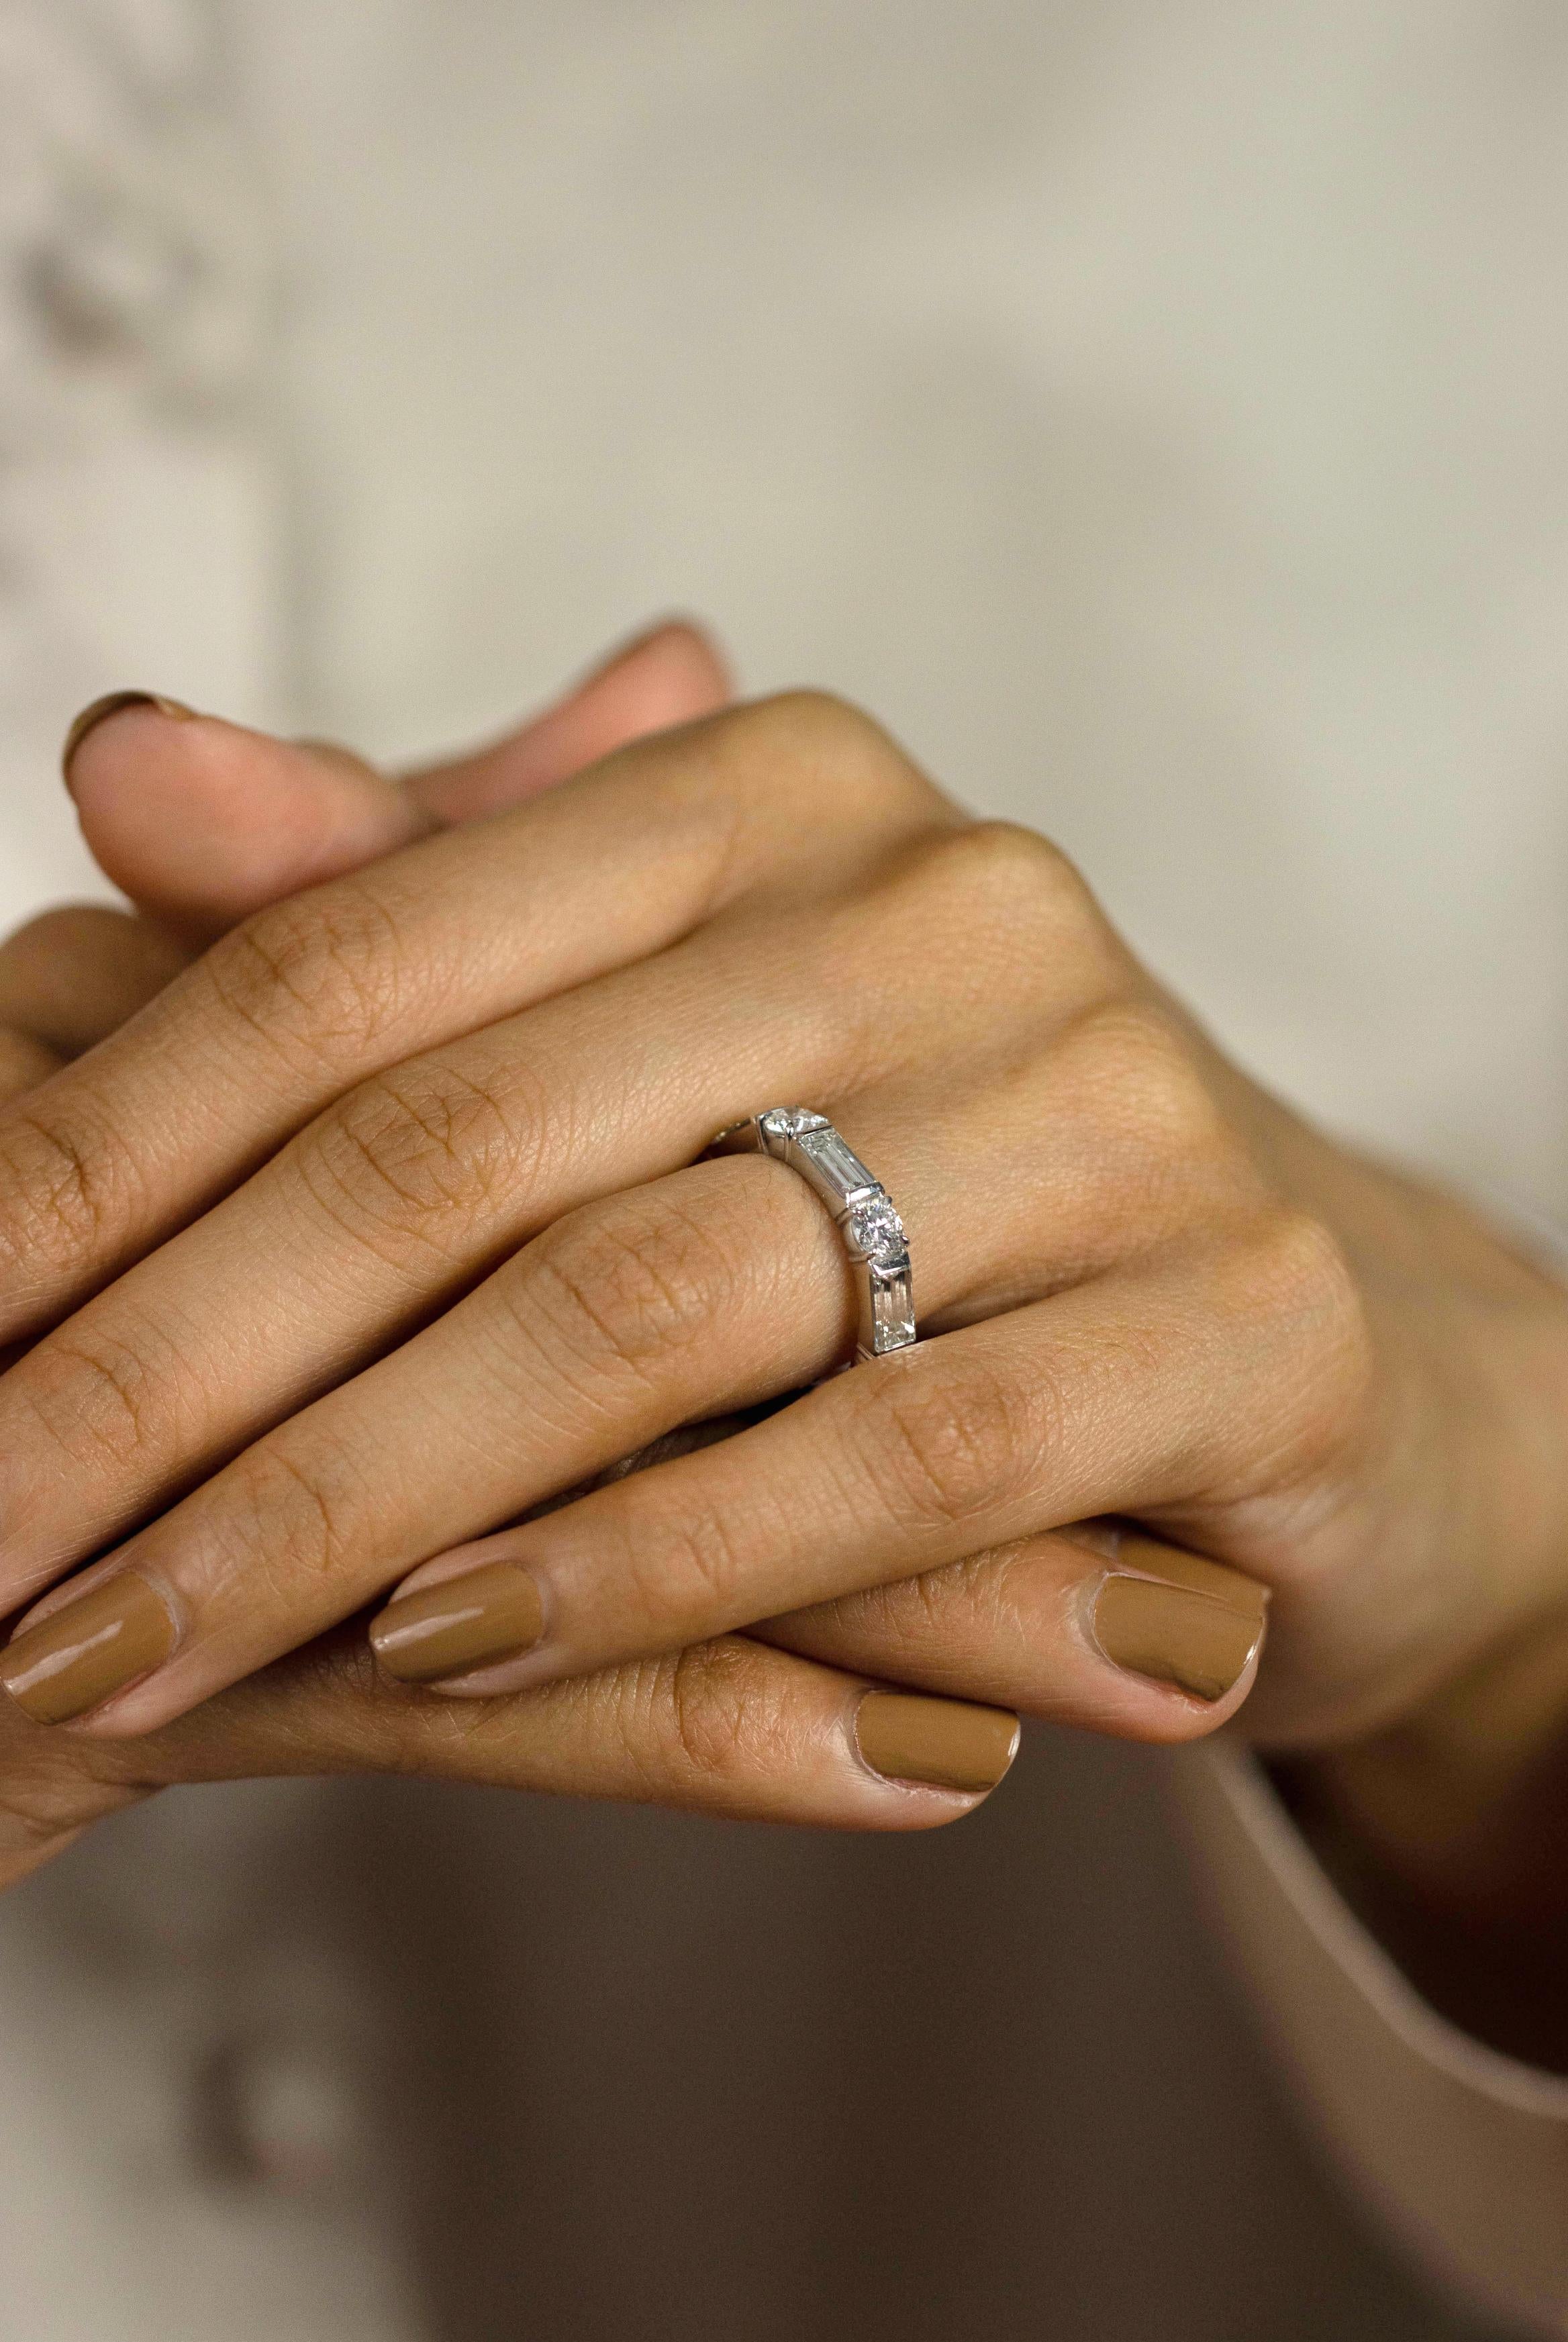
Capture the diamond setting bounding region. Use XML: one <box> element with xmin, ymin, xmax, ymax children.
<box><xmin>707</xmin><ymin>1108</ymin><xmax>916</xmax><ymax>1364</ymax></box>
<box><xmin>867</xmin><ymin>1255</ymin><xmax>916</xmax><ymax>1353</ymax></box>
<box><xmin>844</xmin><ymin>1197</ymin><xmax>905</xmax><ymax>1261</ymax></box>
<box><xmin>792</xmin><ymin>1124</ymin><xmax>879</xmax><ymax>1209</ymax></box>
<box><xmin>759</xmin><ymin>1108</ymin><xmax>829</xmax><ymax>1142</ymax></box>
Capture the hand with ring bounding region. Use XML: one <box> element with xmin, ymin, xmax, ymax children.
<box><xmin>3</xmin><ymin>622</ymin><xmax>1567</xmax><ymax>1941</ymax></box>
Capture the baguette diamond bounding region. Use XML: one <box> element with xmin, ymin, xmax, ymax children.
<box><xmin>707</xmin><ymin>1109</ymin><xmax>917</xmax><ymax>1365</ymax></box>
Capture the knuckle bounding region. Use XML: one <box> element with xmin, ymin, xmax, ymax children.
<box><xmin>718</xmin><ymin>691</ymin><xmax>932</xmax><ymax>818</ymax></box>
<box><xmin>217</xmin><ymin>1440</ymin><xmax>364</xmax><ymax>1593</ymax></box>
<box><xmin>644</xmin><ymin>1639</ymin><xmax>797</xmax><ymax>1790</ymax></box>
<box><xmin>732</xmin><ymin>687</ymin><xmax>884</xmax><ymax>759</ymax></box>
<box><xmin>0</xmin><ymin>1096</ymin><xmax>146</xmax><ymax>1285</ymax></box>
<box><xmin>933</xmin><ymin>820</ymin><xmax>1092</xmax><ymax>919</ymax></box>
<box><xmin>521</xmin><ymin>1181</ymin><xmax>746</xmax><ymax>1393</ymax></box>
<box><xmin>663</xmin><ymin>1642</ymin><xmax>755</xmax><ymax>1783</ymax></box>
<box><xmin>284</xmin><ymin>1625</ymin><xmax>382</xmax><ymax>1712</ymax></box>
<box><xmin>299</xmin><ymin>1056</ymin><xmax>537</xmax><ymax>1257</ymax></box>
<box><xmin>1066</xmin><ymin>999</ymin><xmax>1233</xmax><ymax>1166</ymax></box>
<box><xmin>622</xmin><ymin>1499</ymin><xmax>754</xmax><ymax>1626</ymax></box>
<box><xmin>944</xmin><ymin>816</ymin><xmax>1079</xmax><ymax>893</ymax></box>
<box><xmin>203</xmin><ymin>883</ymin><xmax>411</xmax><ymax>1075</ymax></box>
<box><xmin>1246</xmin><ymin>1206</ymin><xmax>1373</xmax><ymax>1418</ymax></box>
<box><xmin>903</xmin><ymin>822</ymin><xmax>1118</xmax><ymax>997</ymax></box>
<box><xmin>851</xmin><ymin>1354</ymin><xmax>1042</xmax><ymax>1533</ymax></box>
<box><xmin>17</xmin><ymin>1318</ymin><xmax>183</xmax><ymax>1474</ymax></box>
<box><xmin>838</xmin><ymin>1541</ymin><xmax>1031</xmax><ymax>1664</ymax></box>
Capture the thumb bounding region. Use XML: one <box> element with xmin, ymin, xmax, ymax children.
<box><xmin>63</xmin><ymin>700</ymin><xmax>418</xmax><ymax>938</ymax></box>
<box><xmin>64</xmin><ymin>618</ymin><xmax>732</xmax><ymax>937</ymax></box>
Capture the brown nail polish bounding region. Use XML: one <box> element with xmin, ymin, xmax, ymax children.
<box><xmin>62</xmin><ymin>690</ymin><xmax>199</xmax><ymax>780</ymax></box>
<box><xmin>370</xmin><ymin>1561</ymin><xmax>544</xmax><ymax>1686</ymax></box>
<box><xmin>854</xmin><ymin>1688</ymin><xmax>1020</xmax><ymax>1795</ymax></box>
<box><xmin>1092</xmin><ymin>1574</ymin><xmax>1263</xmax><ymax>1703</ymax></box>
<box><xmin>1</xmin><ymin>1573</ymin><xmax>176</xmax><ymax>1726</ymax></box>
<box><xmin>1112</xmin><ymin>1530</ymin><xmax>1269</xmax><ymax>1624</ymax></box>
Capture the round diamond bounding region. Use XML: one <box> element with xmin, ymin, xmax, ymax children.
<box><xmin>846</xmin><ymin>1197</ymin><xmax>904</xmax><ymax>1257</ymax></box>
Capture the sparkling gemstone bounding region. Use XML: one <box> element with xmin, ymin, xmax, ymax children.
<box><xmin>760</xmin><ymin>1108</ymin><xmax>828</xmax><ymax>1141</ymax></box>
<box><xmin>869</xmin><ymin>1255</ymin><xmax>916</xmax><ymax>1350</ymax></box>
<box><xmin>795</xmin><ymin>1124</ymin><xmax>878</xmax><ymax>1205</ymax></box>
<box><xmin>846</xmin><ymin>1198</ymin><xmax>905</xmax><ymax>1257</ymax></box>
<box><xmin>874</xmin><ymin>1317</ymin><xmax>917</xmax><ymax>1353</ymax></box>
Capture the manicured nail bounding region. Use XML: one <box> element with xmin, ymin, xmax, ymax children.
<box><xmin>1092</xmin><ymin>1571</ymin><xmax>1264</xmax><ymax>1703</ymax></box>
<box><xmin>854</xmin><ymin>1688</ymin><xmax>1020</xmax><ymax>1795</ymax></box>
<box><xmin>1111</xmin><ymin>1530</ymin><xmax>1269</xmax><ymax>1622</ymax></box>
<box><xmin>62</xmin><ymin>690</ymin><xmax>199</xmax><ymax>781</ymax></box>
<box><xmin>0</xmin><ymin>1573</ymin><xmax>175</xmax><ymax>1726</ymax></box>
<box><xmin>369</xmin><ymin>1561</ymin><xmax>545</xmax><ymax>1686</ymax></box>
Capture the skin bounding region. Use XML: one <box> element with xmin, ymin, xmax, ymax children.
<box><xmin>0</xmin><ymin>626</ymin><xmax>1036</xmax><ymax>1892</ymax></box>
<box><xmin>3</xmin><ymin>621</ymin><xmax>1568</xmax><ymax>2020</ymax></box>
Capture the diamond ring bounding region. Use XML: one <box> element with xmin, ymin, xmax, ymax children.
<box><xmin>705</xmin><ymin>1109</ymin><xmax>916</xmax><ymax>1365</ymax></box>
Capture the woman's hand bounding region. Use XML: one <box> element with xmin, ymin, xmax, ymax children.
<box><xmin>2</xmin><ymin>670</ymin><xmax>1567</xmax><ymax>1894</ymax></box>
<box><xmin>5</xmin><ymin>628</ymin><xmax>997</xmax><ymax>1876</ymax></box>
<box><xmin>0</xmin><ymin>626</ymin><xmax>1035</xmax><ymax>1882</ymax></box>
<box><xmin>3</xmin><ymin>1590</ymin><xmax>1013</xmax><ymax>1892</ymax></box>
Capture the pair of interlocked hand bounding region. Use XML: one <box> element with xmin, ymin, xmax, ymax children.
<box><xmin>2</xmin><ymin>621</ymin><xmax>1565</xmax><ymax>1941</ymax></box>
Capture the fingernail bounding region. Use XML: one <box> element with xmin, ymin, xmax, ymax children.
<box><xmin>62</xmin><ymin>690</ymin><xmax>199</xmax><ymax>781</ymax></box>
<box><xmin>854</xmin><ymin>1688</ymin><xmax>1020</xmax><ymax>1795</ymax></box>
<box><xmin>369</xmin><ymin>1561</ymin><xmax>545</xmax><ymax>1686</ymax></box>
<box><xmin>1112</xmin><ymin>1530</ymin><xmax>1269</xmax><ymax>1623</ymax></box>
<box><xmin>1</xmin><ymin>1573</ymin><xmax>176</xmax><ymax>1726</ymax></box>
<box><xmin>1092</xmin><ymin>1573</ymin><xmax>1264</xmax><ymax>1703</ymax></box>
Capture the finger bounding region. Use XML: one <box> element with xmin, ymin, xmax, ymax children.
<box><xmin>0</xmin><ymin>875</ymin><xmax>1136</xmax><ymax>1604</ymax></box>
<box><xmin>754</xmin><ymin>1524</ymin><xmax>1269</xmax><ymax>1743</ymax></box>
<box><xmin>7</xmin><ymin>1613</ymin><xmax>1016</xmax><ymax>1835</ymax></box>
<box><xmin>352</xmin><ymin>1224</ymin><xmax>1322</xmax><ymax>1712</ymax></box>
<box><xmin>0</xmin><ymin>906</ymin><xmax>194</xmax><ymax>1055</ymax></box>
<box><xmin>0</xmin><ymin>695</ymin><xmax>934</xmax><ymax>1349</ymax></box>
<box><xmin>0</xmin><ymin>1210</ymin><xmax>1324</xmax><ymax>1739</ymax></box>
<box><xmin>407</xmin><ymin>618</ymin><xmax>731</xmax><ymax>823</ymax></box>
<box><xmin>64</xmin><ymin>622</ymin><xmax>732</xmax><ymax>935</ymax></box>
<box><xmin>0</xmin><ymin>975</ymin><xmax>66</xmax><ymax>1175</ymax></box>
<box><xmin>0</xmin><ymin>1721</ymin><xmax>146</xmax><ymax>1891</ymax></box>
<box><xmin>197</xmin><ymin>1631</ymin><xmax>1020</xmax><ymax>1824</ymax></box>
<box><xmin>0</xmin><ymin>1108</ymin><xmax>965</xmax><ymax>1638</ymax></box>
<box><xmin>0</xmin><ymin>1032</ymin><xmax>64</xmax><ymax>1109</ymax></box>
<box><xmin>4</xmin><ymin>627</ymin><xmax>729</xmax><ymax>1091</ymax></box>
<box><xmin>0</xmin><ymin>1617</ymin><xmax>1015</xmax><ymax>1894</ymax></box>
<box><xmin>64</xmin><ymin>697</ymin><xmax>432</xmax><ymax>936</ymax></box>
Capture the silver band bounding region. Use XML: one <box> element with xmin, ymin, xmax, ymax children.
<box><xmin>707</xmin><ymin>1109</ymin><xmax>915</xmax><ymax>1365</ymax></box>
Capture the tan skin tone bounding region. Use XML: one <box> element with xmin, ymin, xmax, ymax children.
<box><xmin>3</xmin><ymin>622</ymin><xmax>1568</xmax><ymax>2047</ymax></box>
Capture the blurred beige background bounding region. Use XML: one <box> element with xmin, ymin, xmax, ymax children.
<box><xmin>1</xmin><ymin>1</ymin><xmax>1563</xmax><ymax>2333</ymax></box>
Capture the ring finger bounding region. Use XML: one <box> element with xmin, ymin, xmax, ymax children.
<box><xmin>0</xmin><ymin>1115</ymin><xmax>1032</xmax><ymax>1726</ymax></box>
<box><xmin>0</xmin><ymin>923</ymin><xmax>1211</xmax><ymax>1613</ymax></box>
<box><xmin>0</xmin><ymin>1134</ymin><xmax>1296</xmax><ymax>1740</ymax></box>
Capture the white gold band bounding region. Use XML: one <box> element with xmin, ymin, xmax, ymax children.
<box><xmin>706</xmin><ymin>1109</ymin><xmax>916</xmax><ymax>1365</ymax></box>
